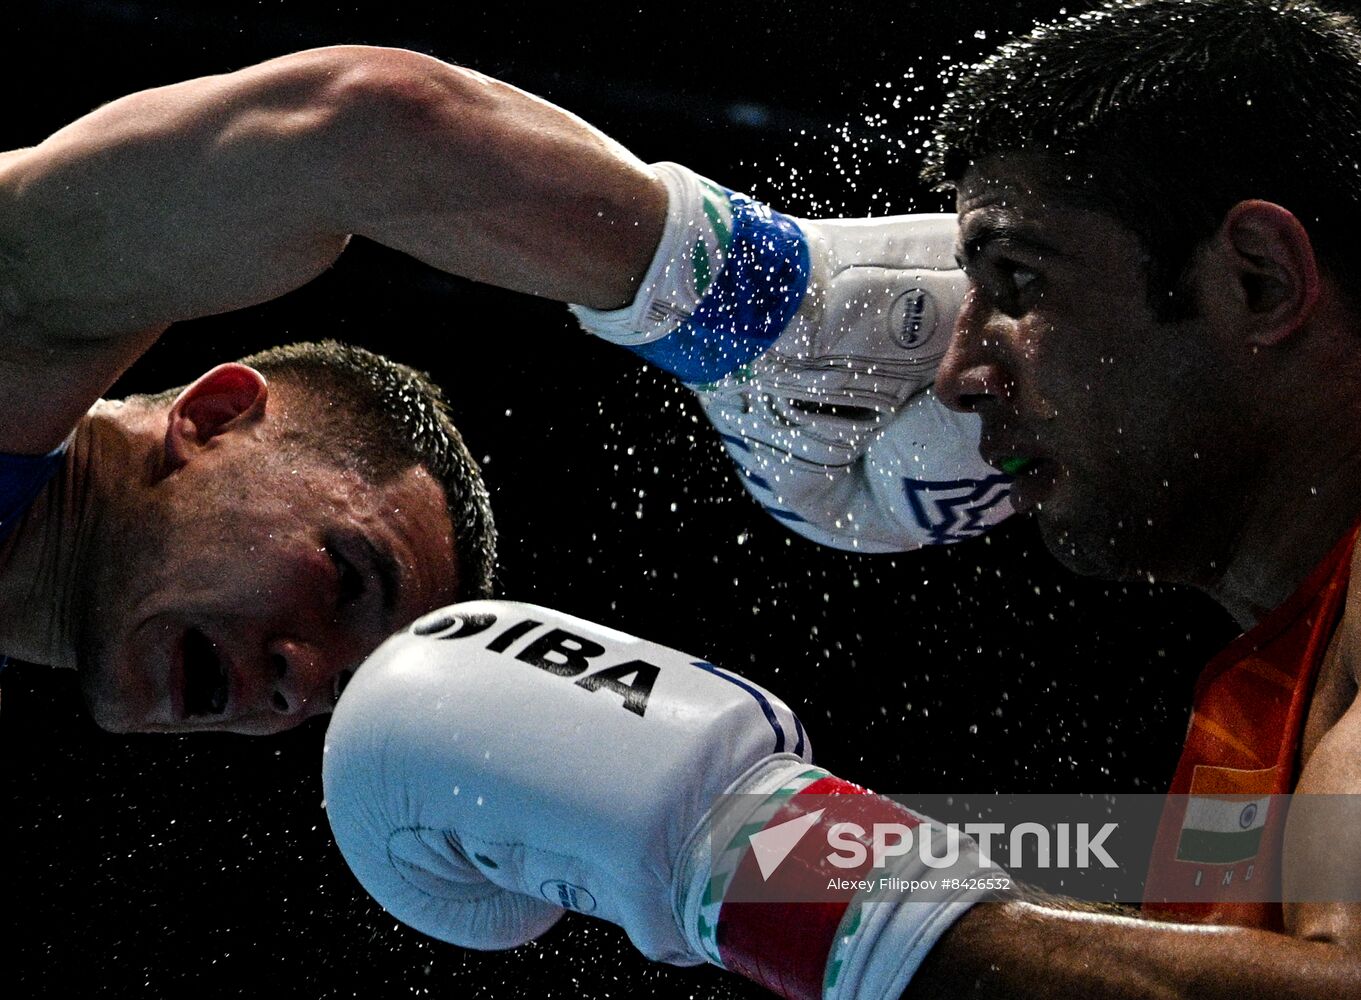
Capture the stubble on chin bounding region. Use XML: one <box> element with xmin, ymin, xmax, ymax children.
<box><xmin>1039</xmin><ymin>516</ymin><xmax>1129</xmax><ymax>580</ymax></box>
<box><xmin>1033</xmin><ymin>485</ymin><xmax>1164</xmax><ymax>583</ymax></box>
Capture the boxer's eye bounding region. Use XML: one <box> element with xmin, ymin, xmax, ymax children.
<box><xmin>1008</xmin><ymin>265</ymin><xmax>1038</xmax><ymax>294</ymax></box>
<box><xmin>984</xmin><ymin>260</ymin><xmax>1041</xmax><ymax>317</ymax></box>
<box><xmin>960</xmin><ymin>239</ymin><xmax>1044</xmax><ymax>319</ymax></box>
<box><xmin>326</xmin><ymin>545</ymin><xmax>365</xmax><ymax>606</ymax></box>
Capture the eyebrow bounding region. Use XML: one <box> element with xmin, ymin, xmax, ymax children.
<box><xmin>355</xmin><ymin>532</ymin><xmax>402</xmax><ymax>617</ymax></box>
<box><xmin>956</xmin><ymin>218</ymin><xmax>1064</xmax><ymax>268</ymax></box>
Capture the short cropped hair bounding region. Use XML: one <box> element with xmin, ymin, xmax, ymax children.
<box><xmin>238</xmin><ymin>341</ymin><xmax>496</xmax><ymax>599</ymax></box>
<box><xmin>924</xmin><ymin>0</ymin><xmax>1361</xmax><ymax>317</ymax></box>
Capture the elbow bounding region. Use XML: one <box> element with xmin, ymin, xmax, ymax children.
<box><xmin>290</xmin><ymin>45</ymin><xmax>492</xmax><ymax>145</ymax></box>
<box><xmin>237</xmin><ymin>45</ymin><xmax>497</xmax><ymax>223</ymax></box>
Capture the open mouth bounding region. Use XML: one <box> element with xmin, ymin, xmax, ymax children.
<box><xmin>182</xmin><ymin>627</ymin><xmax>229</xmax><ymax>717</ymax></box>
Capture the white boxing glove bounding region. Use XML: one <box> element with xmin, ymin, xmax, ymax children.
<box><xmin>570</xmin><ymin>164</ymin><xmax>1013</xmax><ymax>553</ymax></box>
<box><xmin>323</xmin><ymin>602</ymin><xmax>992</xmax><ymax>1000</ymax></box>
<box><xmin>322</xmin><ymin>600</ymin><xmax>811</xmax><ymax>963</ymax></box>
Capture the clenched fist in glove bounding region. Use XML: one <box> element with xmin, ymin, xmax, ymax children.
<box><xmin>323</xmin><ymin>602</ymin><xmax>988</xmax><ymax>1000</ymax></box>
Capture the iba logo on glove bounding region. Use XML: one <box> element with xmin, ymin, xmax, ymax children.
<box><xmin>540</xmin><ymin>879</ymin><xmax>598</xmax><ymax>913</ymax></box>
<box><xmin>410</xmin><ymin>609</ymin><xmax>661</xmax><ymax>717</ymax></box>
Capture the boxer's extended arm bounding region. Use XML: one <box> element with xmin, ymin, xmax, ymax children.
<box><xmin>327</xmin><ymin>600</ymin><xmax>1361</xmax><ymax>999</ymax></box>
<box><xmin>0</xmin><ymin>45</ymin><xmax>664</xmax><ymax>450</ymax></box>
<box><xmin>325</xmin><ymin>601</ymin><xmax>990</xmax><ymax>1000</ymax></box>
<box><xmin>910</xmin><ymin>676</ymin><xmax>1361</xmax><ymax>999</ymax></box>
<box><xmin>911</xmin><ymin>899</ymin><xmax>1359</xmax><ymax>999</ymax></box>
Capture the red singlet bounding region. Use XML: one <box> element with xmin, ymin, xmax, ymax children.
<box><xmin>1142</xmin><ymin>526</ymin><xmax>1357</xmax><ymax>928</ymax></box>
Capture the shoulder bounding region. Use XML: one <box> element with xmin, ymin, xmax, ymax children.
<box><xmin>1343</xmin><ymin>547</ymin><xmax>1361</xmax><ymax>689</ymax></box>
<box><xmin>1297</xmin><ymin>539</ymin><xmax>1361</xmax><ymax>776</ymax></box>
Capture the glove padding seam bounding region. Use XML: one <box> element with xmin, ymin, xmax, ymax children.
<box><xmin>384</xmin><ymin>824</ymin><xmax>528</xmax><ymax>902</ymax></box>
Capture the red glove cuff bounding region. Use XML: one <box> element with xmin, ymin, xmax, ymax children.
<box><xmin>716</xmin><ymin>775</ymin><xmax>926</xmax><ymax>1000</ymax></box>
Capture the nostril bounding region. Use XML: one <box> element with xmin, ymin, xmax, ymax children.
<box><xmin>272</xmin><ymin>654</ymin><xmax>287</xmax><ymax>679</ymax></box>
<box><xmin>958</xmin><ymin>392</ymin><xmax>990</xmax><ymax>412</ymax></box>
<box><xmin>272</xmin><ymin>691</ymin><xmax>290</xmax><ymax>713</ymax></box>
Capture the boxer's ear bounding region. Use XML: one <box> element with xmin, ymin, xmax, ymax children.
<box><xmin>164</xmin><ymin>363</ymin><xmax>269</xmax><ymax>469</ymax></box>
<box><xmin>1213</xmin><ymin>200</ymin><xmax>1320</xmax><ymax>347</ymax></box>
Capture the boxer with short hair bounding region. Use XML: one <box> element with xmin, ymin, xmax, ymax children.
<box><xmin>318</xmin><ymin>1</ymin><xmax>1361</xmax><ymax>997</ymax></box>
<box><xmin>0</xmin><ymin>334</ymin><xmax>489</xmax><ymax>733</ymax></box>
<box><xmin>13</xmin><ymin>2</ymin><xmax>1360</xmax><ymax>993</ymax></box>
<box><xmin>0</xmin><ymin>43</ymin><xmax>996</xmax><ymax>735</ymax></box>
<box><xmin>0</xmin><ymin>44</ymin><xmax>607</xmax><ymax>734</ymax></box>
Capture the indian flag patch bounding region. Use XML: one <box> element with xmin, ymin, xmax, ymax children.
<box><xmin>1175</xmin><ymin>765</ymin><xmax>1275</xmax><ymax>865</ymax></box>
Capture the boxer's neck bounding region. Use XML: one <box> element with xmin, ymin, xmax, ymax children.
<box><xmin>1207</xmin><ymin>409</ymin><xmax>1361</xmax><ymax>629</ymax></box>
<box><xmin>0</xmin><ymin>401</ymin><xmax>150</xmax><ymax>670</ymax></box>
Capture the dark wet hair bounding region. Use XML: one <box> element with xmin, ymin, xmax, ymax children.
<box><xmin>924</xmin><ymin>0</ymin><xmax>1361</xmax><ymax>317</ymax></box>
<box><xmin>238</xmin><ymin>340</ymin><xmax>496</xmax><ymax>600</ymax></box>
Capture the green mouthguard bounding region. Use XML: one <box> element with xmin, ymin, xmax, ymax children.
<box><xmin>999</xmin><ymin>457</ymin><xmax>1032</xmax><ymax>476</ymax></box>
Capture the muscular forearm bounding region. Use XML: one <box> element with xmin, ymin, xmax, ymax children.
<box><xmin>326</xmin><ymin>49</ymin><xmax>667</xmax><ymax>308</ymax></box>
<box><xmin>909</xmin><ymin>902</ymin><xmax>1361</xmax><ymax>1000</ymax></box>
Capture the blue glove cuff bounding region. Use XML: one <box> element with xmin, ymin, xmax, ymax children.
<box><xmin>630</xmin><ymin>192</ymin><xmax>811</xmax><ymax>385</ymax></box>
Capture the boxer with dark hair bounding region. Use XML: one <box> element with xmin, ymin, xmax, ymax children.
<box><xmin>2</xmin><ymin>335</ymin><xmax>487</xmax><ymax>733</ymax></box>
<box><xmin>0</xmin><ymin>43</ymin><xmax>996</xmax><ymax>736</ymax></box>
<box><xmin>0</xmin><ymin>47</ymin><xmax>546</xmax><ymax>734</ymax></box>
<box><xmin>323</xmin><ymin>2</ymin><xmax>1361</xmax><ymax>997</ymax></box>
<box><xmin>13</xmin><ymin>3</ymin><xmax>1360</xmax><ymax>993</ymax></box>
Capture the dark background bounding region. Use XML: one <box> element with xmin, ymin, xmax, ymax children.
<box><xmin>2</xmin><ymin>2</ymin><xmax>1239</xmax><ymax>996</ymax></box>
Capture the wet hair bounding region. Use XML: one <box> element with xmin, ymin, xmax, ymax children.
<box><xmin>924</xmin><ymin>0</ymin><xmax>1361</xmax><ymax>318</ymax></box>
<box><xmin>237</xmin><ymin>340</ymin><xmax>496</xmax><ymax>599</ymax></box>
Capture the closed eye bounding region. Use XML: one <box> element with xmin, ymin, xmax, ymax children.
<box><xmin>326</xmin><ymin>545</ymin><xmax>365</xmax><ymax>606</ymax></box>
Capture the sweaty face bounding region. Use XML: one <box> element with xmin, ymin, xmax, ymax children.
<box><xmin>77</xmin><ymin>442</ymin><xmax>459</xmax><ymax>734</ymax></box>
<box><xmin>936</xmin><ymin>158</ymin><xmax>1259</xmax><ymax>583</ymax></box>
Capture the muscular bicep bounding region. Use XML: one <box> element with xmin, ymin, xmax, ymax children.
<box><xmin>0</xmin><ymin>45</ymin><xmax>663</xmax><ymax>450</ymax></box>
<box><xmin>0</xmin><ymin>44</ymin><xmax>662</xmax><ymax>339</ymax></box>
